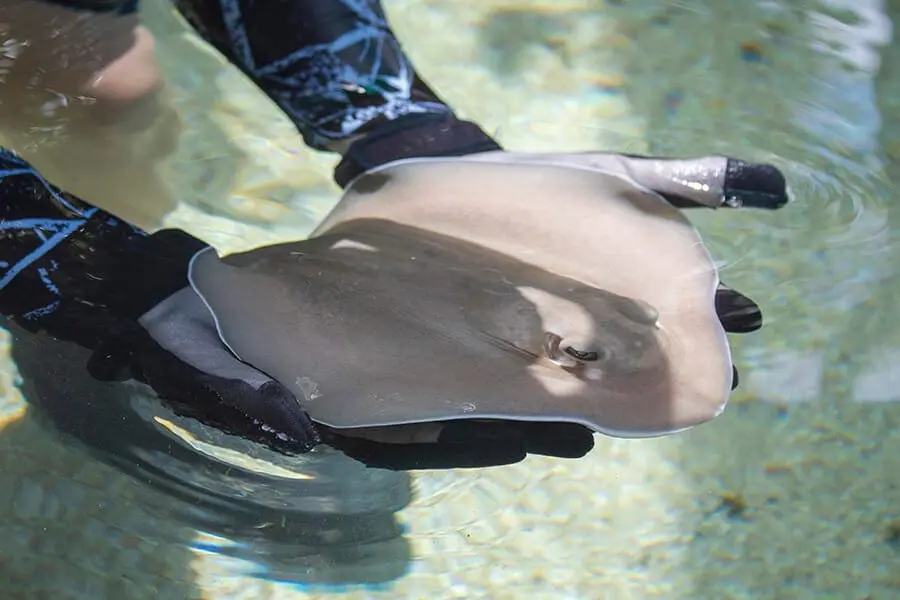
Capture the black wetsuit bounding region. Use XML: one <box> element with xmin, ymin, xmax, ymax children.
<box><xmin>0</xmin><ymin>0</ymin><xmax>497</xmax><ymax>328</ymax></box>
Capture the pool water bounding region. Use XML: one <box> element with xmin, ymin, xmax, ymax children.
<box><xmin>1</xmin><ymin>0</ymin><xmax>899</xmax><ymax>598</ymax></box>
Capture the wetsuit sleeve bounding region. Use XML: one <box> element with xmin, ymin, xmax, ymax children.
<box><xmin>0</xmin><ymin>149</ymin><xmax>139</xmax><ymax>321</ymax></box>
<box><xmin>0</xmin><ymin>149</ymin><xmax>203</xmax><ymax>340</ymax></box>
<box><xmin>172</xmin><ymin>0</ymin><xmax>502</xmax><ymax>186</ymax></box>
<box><xmin>173</xmin><ymin>0</ymin><xmax>452</xmax><ymax>149</ymax></box>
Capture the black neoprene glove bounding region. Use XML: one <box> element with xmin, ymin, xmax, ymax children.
<box><xmin>6</xmin><ymin>211</ymin><xmax>321</xmax><ymax>453</ymax></box>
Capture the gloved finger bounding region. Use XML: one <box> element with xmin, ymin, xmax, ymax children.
<box><xmin>714</xmin><ymin>283</ymin><xmax>756</xmax><ymax>392</ymax></box>
<box><xmin>152</xmin><ymin>348</ymin><xmax>320</xmax><ymax>452</ymax></box>
<box><xmin>328</xmin><ymin>425</ymin><xmax>528</xmax><ymax>470</ymax></box>
<box><xmin>437</xmin><ymin>420</ymin><xmax>594</xmax><ymax>459</ymax></box>
<box><xmin>468</xmin><ymin>421</ymin><xmax>595</xmax><ymax>458</ymax></box>
<box><xmin>92</xmin><ymin>331</ymin><xmax>320</xmax><ymax>452</ymax></box>
<box><xmin>716</xmin><ymin>283</ymin><xmax>763</xmax><ymax>334</ymax></box>
<box><xmin>329</xmin><ymin>420</ymin><xmax>594</xmax><ymax>470</ymax></box>
<box><xmin>331</xmin><ymin>438</ymin><xmax>528</xmax><ymax>471</ymax></box>
<box><xmin>197</xmin><ymin>371</ymin><xmax>321</xmax><ymax>452</ymax></box>
<box><xmin>615</xmin><ymin>154</ymin><xmax>789</xmax><ymax>210</ymax></box>
<box><xmin>467</xmin><ymin>151</ymin><xmax>789</xmax><ymax>210</ymax></box>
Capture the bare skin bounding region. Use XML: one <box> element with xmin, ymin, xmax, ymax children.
<box><xmin>0</xmin><ymin>0</ymin><xmax>179</xmax><ymax>230</ymax></box>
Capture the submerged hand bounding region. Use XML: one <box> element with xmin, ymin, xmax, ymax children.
<box><xmin>24</xmin><ymin>223</ymin><xmax>321</xmax><ymax>453</ymax></box>
<box><xmin>109</xmin><ymin>284</ymin><xmax>322</xmax><ymax>451</ymax></box>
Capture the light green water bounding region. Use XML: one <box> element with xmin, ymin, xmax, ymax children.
<box><xmin>1</xmin><ymin>0</ymin><xmax>899</xmax><ymax>599</ymax></box>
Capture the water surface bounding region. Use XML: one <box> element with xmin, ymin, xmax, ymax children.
<box><xmin>1</xmin><ymin>1</ymin><xmax>899</xmax><ymax>598</ymax></box>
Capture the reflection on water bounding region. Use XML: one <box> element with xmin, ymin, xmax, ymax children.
<box><xmin>1</xmin><ymin>0</ymin><xmax>900</xmax><ymax>598</ymax></box>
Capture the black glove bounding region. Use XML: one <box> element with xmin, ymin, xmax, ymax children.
<box><xmin>8</xmin><ymin>212</ymin><xmax>320</xmax><ymax>453</ymax></box>
<box><xmin>326</xmin><ymin>420</ymin><xmax>597</xmax><ymax>471</ymax></box>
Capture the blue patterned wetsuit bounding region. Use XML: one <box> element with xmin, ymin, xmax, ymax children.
<box><xmin>0</xmin><ymin>0</ymin><xmax>472</xmax><ymax>329</ymax></box>
<box><xmin>174</xmin><ymin>0</ymin><xmax>454</xmax><ymax>149</ymax></box>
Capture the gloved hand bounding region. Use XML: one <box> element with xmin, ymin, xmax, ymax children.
<box><xmin>10</xmin><ymin>215</ymin><xmax>321</xmax><ymax>453</ymax></box>
<box><xmin>324</xmin><ymin>113</ymin><xmax>790</xmax><ymax>470</ymax></box>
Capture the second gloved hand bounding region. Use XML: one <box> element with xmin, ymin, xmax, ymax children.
<box><xmin>12</xmin><ymin>212</ymin><xmax>321</xmax><ymax>453</ymax></box>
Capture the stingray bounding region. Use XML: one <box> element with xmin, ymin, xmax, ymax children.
<box><xmin>188</xmin><ymin>158</ymin><xmax>732</xmax><ymax>439</ymax></box>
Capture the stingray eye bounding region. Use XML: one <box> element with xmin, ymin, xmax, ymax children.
<box><xmin>563</xmin><ymin>347</ymin><xmax>600</xmax><ymax>362</ymax></box>
<box><xmin>544</xmin><ymin>332</ymin><xmax>601</xmax><ymax>368</ymax></box>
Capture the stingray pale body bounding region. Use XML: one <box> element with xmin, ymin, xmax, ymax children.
<box><xmin>189</xmin><ymin>159</ymin><xmax>732</xmax><ymax>438</ymax></box>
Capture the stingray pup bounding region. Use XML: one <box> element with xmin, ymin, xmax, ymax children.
<box><xmin>187</xmin><ymin>157</ymin><xmax>737</xmax><ymax>443</ymax></box>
